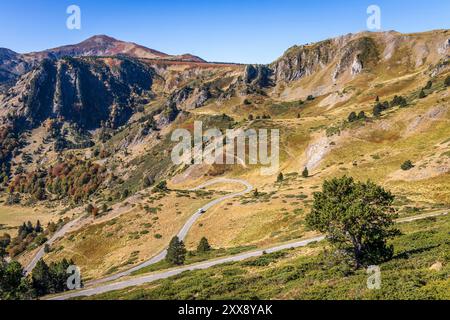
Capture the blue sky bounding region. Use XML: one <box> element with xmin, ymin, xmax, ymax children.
<box><xmin>1</xmin><ymin>0</ymin><xmax>449</xmax><ymax>63</ymax></box>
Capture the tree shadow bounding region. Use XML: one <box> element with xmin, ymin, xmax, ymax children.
<box><xmin>393</xmin><ymin>244</ymin><xmax>440</xmax><ymax>260</ymax></box>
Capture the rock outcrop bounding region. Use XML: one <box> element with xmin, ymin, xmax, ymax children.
<box><xmin>0</xmin><ymin>57</ymin><xmax>154</xmax><ymax>129</ymax></box>
<box><xmin>271</xmin><ymin>40</ymin><xmax>335</xmax><ymax>82</ymax></box>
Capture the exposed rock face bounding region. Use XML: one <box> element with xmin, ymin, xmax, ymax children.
<box><xmin>167</xmin><ymin>85</ymin><xmax>211</xmax><ymax>110</ymax></box>
<box><xmin>438</xmin><ymin>38</ymin><xmax>450</xmax><ymax>55</ymax></box>
<box><xmin>0</xmin><ymin>57</ymin><xmax>154</xmax><ymax>129</ymax></box>
<box><xmin>271</xmin><ymin>40</ymin><xmax>335</xmax><ymax>82</ymax></box>
<box><xmin>1</xmin><ymin>30</ymin><xmax>449</xmax><ymax>136</ymax></box>
<box><xmin>0</xmin><ymin>49</ymin><xmax>33</xmax><ymax>90</ymax></box>
<box><xmin>244</xmin><ymin>65</ymin><xmax>273</xmax><ymax>88</ymax></box>
<box><xmin>351</xmin><ymin>57</ymin><xmax>363</xmax><ymax>75</ymax></box>
<box><xmin>430</xmin><ymin>58</ymin><xmax>450</xmax><ymax>77</ymax></box>
<box><xmin>332</xmin><ymin>37</ymin><xmax>379</xmax><ymax>81</ymax></box>
<box><xmin>271</xmin><ymin>36</ymin><xmax>380</xmax><ymax>83</ymax></box>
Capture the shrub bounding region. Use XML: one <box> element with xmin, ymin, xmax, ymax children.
<box><xmin>419</xmin><ymin>89</ymin><xmax>426</xmax><ymax>99</ymax></box>
<box><xmin>302</xmin><ymin>167</ymin><xmax>309</xmax><ymax>178</ymax></box>
<box><xmin>153</xmin><ymin>180</ymin><xmax>168</xmax><ymax>192</ymax></box>
<box><xmin>277</xmin><ymin>172</ymin><xmax>284</xmax><ymax>183</ymax></box>
<box><xmin>357</xmin><ymin>111</ymin><xmax>367</xmax><ymax>120</ymax></box>
<box><xmin>401</xmin><ymin>160</ymin><xmax>414</xmax><ymax>171</ymax></box>
<box><xmin>373</xmin><ymin>101</ymin><xmax>389</xmax><ymax>116</ymax></box>
<box><xmin>391</xmin><ymin>95</ymin><xmax>407</xmax><ymax>108</ymax></box>
<box><xmin>347</xmin><ymin>112</ymin><xmax>358</xmax><ymax>122</ymax></box>
<box><xmin>445</xmin><ymin>76</ymin><xmax>450</xmax><ymax>87</ymax></box>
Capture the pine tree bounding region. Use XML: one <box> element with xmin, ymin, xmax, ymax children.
<box><xmin>401</xmin><ymin>160</ymin><xmax>414</xmax><ymax>171</ymax></box>
<box><xmin>277</xmin><ymin>172</ymin><xmax>284</xmax><ymax>183</ymax></box>
<box><xmin>31</xmin><ymin>259</ymin><xmax>51</xmax><ymax>296</ymax></box>
<box><xmin>18</xmin><ymin>223</ymin><xmax>27</xmax><ymax>238</ymax></box>
<box><xmin>49</xmin><ymin>258</ymin><xmax>73</xmax><ymax>293</ymax></box>
<box><xmin>0</xmin><ymin>260</ymin><xmax>34</xmax><ymax>300</ymax></box>
<box><xmin>357</xmin><ymin>111</ymin><xmax>366</xmax><ymax>120</ymax></box>
<box><xmin>306</xmin><ymin>176</ymin><xmax>400</xmax><ymax>268</ymax></box>
<box><xmin>302</xmin><ymin>167</ymin><xmax>309</xmax><ymax>178</ymax></box>
<box><xmin>197</xmin><ymin>237</ymin><xmax>211</xmax><ymax>254</ymax></box>
<box><xmin>373</xmin><ymin>103</ymin><xmax>383</xmax><ymax>117</ymax></box>
<box><xmin>445</xmin><ymin>76</ymin><xmax>450</xmax><ymax>87</ymax></box>
<box><xmin>348</xmin><ymin>112</ymin><xmax>358</xmax><ymax>122</ymax></box>
<box><xmin>153</xmin><ymin>181</ymin><xmax>167</xmax><ymax>192</ymax></box>
<box><xmin>35</xmin><ymin>220</ymin><xmax>42</xmax><ymax>233</ymax></box>
<box><xmin>166</xmin><ymin>236</ymin><xmax>187</xmax><ymax>265</ymax></box>
<box><xmin>419</xmin><ymin>89</ymin><xmax>426</xmax><ymax>99</ymax></box>
<box><xmin>26</xmin><ymin>221</ymin><xmax>34</xmax><ymax>234</ymax></box>
<box><xmin>0</xmin><ymin>233</ymin><xmax>10</xmax><ymax>259</ymax></box>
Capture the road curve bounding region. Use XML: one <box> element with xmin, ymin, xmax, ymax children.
<box><xmin>85</xmin><ymin>178</ymin><xmax>253</xmax><ymax>286</ymax></box>
<box><xmin>48</xmin><ymin>235</ymin><xmax>324</xmax><ymax>300</ymax></box>
<box><xmin>47</xmin><ymin>210</ymin><xmax>448</xmax><ymax>300</ymax></box>
<box><xmin>25</xmin><ymin>216</ymin><xmax>84</xmax><ymax>275</ymax></box>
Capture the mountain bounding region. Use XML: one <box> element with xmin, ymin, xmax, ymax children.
<box><xmin>271</xmin><ymin>30</ymin><xmax>450</xmax><ymax>97</ymax></box>
<box><xmin>0</xmin><ymin>30</ymin><xmax>450</xmax><ymax>127</ymax></box>
<box><xmin>0</xmin><ymin>29</ymin><xmax>449</xmax><ymax>292</ymax></box>
<box><xmin>0</xmin><ymin>48</ymin><xmax>32</xmax><ymax>89</ymax></box>
<box><xmin>40</xmin><ymin>35</ymin><xmax>206</xmax><ymax>63</ymax></box>
<box><xmin>0</xmin><ymin>35</ymin><xmax>206</xmax><ymax>91</ymax></box>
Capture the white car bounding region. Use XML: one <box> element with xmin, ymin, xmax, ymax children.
<box><xmin>198</xmin><ymin>209</ymin><xmax>206</xmax><ymax>214</ymax></box>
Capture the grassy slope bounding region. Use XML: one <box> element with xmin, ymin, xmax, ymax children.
<box><xmin>85</xmin><ymin>214</ymin><xmax>450</xmax><ymax>300</ymax></box>
<box><xmin>183</xmin><ymin>74</ymin><xmax>450</xmax><ymax>249</ymax></box>
<box><xmin>44</xmin><ymin>189</ymin><xmax>217</xmax><ymax>280</ymax></box>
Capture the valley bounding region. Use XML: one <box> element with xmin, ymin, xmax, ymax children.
<box><xmin>0</xmin><ymin>29</ymin><xmax>449</xmax><ymax>300</ymax></box>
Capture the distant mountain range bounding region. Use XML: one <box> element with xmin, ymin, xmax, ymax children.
<box><xmin>0</xmin><ymin>35</ymin><xmax>205</xmax><ymax>89</ymax></box>
<box><xmin>0</xmin><ymin>30</ymin><xmax>448</xmax><ymax>131</ymax></box>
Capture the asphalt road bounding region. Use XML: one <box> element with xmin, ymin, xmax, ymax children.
<box><xmin>84</xmin><ymin>178</ymin><xmax>253</xmax><ymax>286</ymax></box>
<box><xmin>48</xmin><ymin>235</ymin><xmax>325</xmax><ymax>300</ymax></box>
<box><xmin>48</xmin><ymin>210</ymin><xmax>448</xmax><ymax>300</ymax></box>
<box><xmin>25</xmin><ymin>215</ymin><xmax>84</xmax><ymax>275</ymax></box>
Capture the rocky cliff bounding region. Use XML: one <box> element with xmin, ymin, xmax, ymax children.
<box><xmin>0</xmin><ymin>57</ymin><xmax>155</xmax><ymax>129</ymax></box>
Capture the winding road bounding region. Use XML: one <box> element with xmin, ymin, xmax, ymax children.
<box><xmin>47</xmin><ymin>210</ymin><xmax>448</xmax><ymax>300</ymax></box>
<box><xmin>48</xmin><ymin>235</ymin><xmax>324</xmax><ymax>300</ymax></box>
<box><xmin>25</xmin><ymin>215</ymin><xmax>84</xmax><ymax>274</ymax></box>
<box><xmin>27</xmin><ymin>176</ymin><xmax>447</xmax><ymax>300</ymax></box>
<box><xmin>25</xmin><ymin>178</ymin><xmax>253</xmax><ymax>281</ymax></box>
<box><xmin>86</xmin><ymin>178</ymin><xmax>253</xmax><ymax>286</ymax></box>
